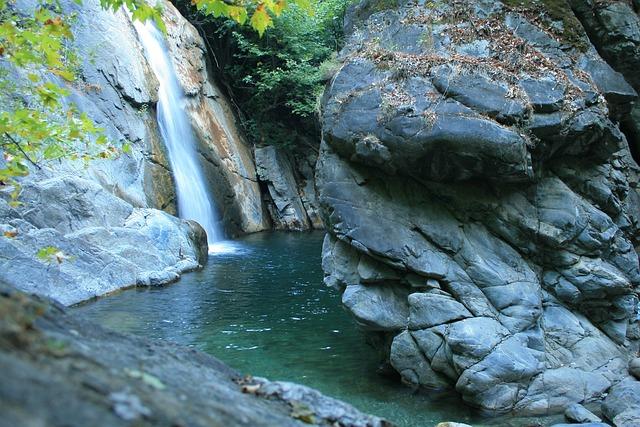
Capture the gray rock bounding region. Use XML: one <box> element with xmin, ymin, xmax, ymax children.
<box><xmin>629</xmin><ymin>358</ymin><xmax>640</xmax><ymax>380</ymax></box>
<box><xmin>318</xmin><ymin>0</ymin><xmax>640</xmax><ymax>416</ymax></box>
<box><xmin>255</xmin><ymin>145</ymin><xmax>312</xmax><ymax>231</ymax></box>
<box><xmin>342</xmin><ymin>284</ymin><xmax>409</xmax><ymax>331</ymax></box>
<box><xmin>602</xmin><ymin>379</ymin><xmax>640</xmax><ymax>424</ymax></box>
<box><xmin>408</xmin><ymin>293</ymin><xmax>471</xmax><ymax>330</ymax></box>
<box><xmin>251</xmin><ymin>379</ymin><xmax>388</xmax><ymax>427</ymax></box>
<box><xmin>578</xmin><ymin>55</ymin><xmax>637</xmax><ymax>108</ymax></box>
<box><xmin>571</xmin><ymin>0</ymin><xmax>640</xmax><ymax>91</ymax></box>
<box><xmin>18</xmin><ymin>176</ymin><xmax>133</xmax><ymax>235</ymax></box>
<box><xmin>389</xmin><ymin>331</ymin><xmax>451</xmax><ymax>389</ymax></box>
<box><xmin>565</xmin><ymin>403</ymin><xmax>603</xmax><ymax>423</ymax></box>
<box><xmin>551</xmin><ymin>424</ymin><xmax>610</xmax><ymax>427</ymax></box>
<box><xmin>435</xmin><ymin>423</ymin><xmax>473</xmax><ymax>427</ymax></box>
<box><xmin>521</xmin><ymin>78</ymin><xmax>565</xmax><ymax>113</ymax></box>
<box><xmin>432</xmin><ymin>65</ymin><xmax>529</xmax><ymax>125</ymax></box>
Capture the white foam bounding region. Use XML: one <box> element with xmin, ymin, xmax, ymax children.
<box><xmin>208</xmin><ymin>241</ymin><xmax>248</xmax><ymax>256</ymax></box>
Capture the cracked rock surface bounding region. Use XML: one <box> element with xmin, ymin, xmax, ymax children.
<box><xmin>317</xmin><ymin>0</ymin><xmax>640</xmax><ymax>416</ymax></box>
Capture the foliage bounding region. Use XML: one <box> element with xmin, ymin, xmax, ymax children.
<box><xmin>0</xmin><ymin>0</ymin><xmax>117</xmax><ymax>203</ymax></box>
<box><xmin>36</xmin><ymin>245</ymin><xmax>73</xmax><ymax>263</ymax></box>
<box><xmin>188</xmin><ymin>0</ymin><xmax>349</xmax><ymax>148</ymax></box>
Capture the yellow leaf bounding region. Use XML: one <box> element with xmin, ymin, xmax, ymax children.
<box><xmin>3</xmin><ymin>230</ymin><xmax>18</xmax><ymax>238</ymax></box>
<box><xmin>51</xmin><ymin>68</ymin><xmax>75</xmax><ymax>81</ymax></box>
<box><xmin>273</xmin><ymin>0</ymin><xmax>287</xmax><ymax>16</ymax></box>
<box><xmin>227</xmin><ymin>5</ymin><xmax>248</xmax><ymax>25</ymax></box>
<box><xmin>250</xmin><ymin>5</ymin><xmax>273</xmax><ymax>37</ymax></box>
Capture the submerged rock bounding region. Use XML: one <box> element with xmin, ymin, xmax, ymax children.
<box><xmin>317</xmin><ymin>0</ymin><xmax>640</xmax><ymax>416</ymax></box>
<box><xmin>0</xmin><ymin>284</ymin><xmax>389</xmax><ymax>427</ymax></box>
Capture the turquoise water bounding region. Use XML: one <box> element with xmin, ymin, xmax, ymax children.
<box><xmin>74</xmin><ymin>231</ymin><xmax>556</xmax><ymax>427</ymax></box>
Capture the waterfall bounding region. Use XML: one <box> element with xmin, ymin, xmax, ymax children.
<box><xmin>134</xmin><ymin>20</ymin><xmax>222</xmax><ymax>247</ymax></box>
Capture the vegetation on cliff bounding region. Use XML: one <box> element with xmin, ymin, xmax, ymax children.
<box><xmin>178</xmin><ymin>0</ymin><xmax>349</xmax><ymax>149</ymax></box>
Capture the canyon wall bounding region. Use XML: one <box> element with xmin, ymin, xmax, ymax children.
<box><xmin>317</xmin><ymin>0</ymin><xmax>640</xmax><ymax>421</ymax></box>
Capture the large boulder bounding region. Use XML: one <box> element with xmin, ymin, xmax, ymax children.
<box><xmin>0</xmin><ymin>176</ymin><xmax>207</xmax><ymax>306</ymax></box>
<box><xmin>317</xmin><ymin>0</ymin><xmax>640</xmax><ymax>416</ymax></box>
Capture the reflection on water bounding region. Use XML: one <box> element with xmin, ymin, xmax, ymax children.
<box><xmin>74</xmin><ymin>232</ymin><xmax>557</xmax><ymax>427</ymax></box>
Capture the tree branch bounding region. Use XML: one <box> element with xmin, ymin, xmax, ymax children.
<box><xmin>2</xmin><ymin>133</ymin><xmax>41</xmax><ymax>170</ymax></box>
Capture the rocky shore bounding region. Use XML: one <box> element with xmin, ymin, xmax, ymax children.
<box><xmin>0</xmin><ymin>283</ymin><xmax>388</xmax><ymax>427</ymax></box>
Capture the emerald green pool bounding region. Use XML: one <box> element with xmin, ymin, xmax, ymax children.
<box><xmin>74</xmin><ymin>231</ymin><xmax>556</xmax><ymax>427</ymax></box>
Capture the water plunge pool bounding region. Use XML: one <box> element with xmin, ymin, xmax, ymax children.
<box><xmin>74</xmin><ymin>231</ymin><xmax>556</xmax><ymax>427</ymax></box>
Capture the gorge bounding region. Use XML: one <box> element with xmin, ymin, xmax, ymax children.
<box><xmin>134</xmin><ymin>18</ymin><xmax>222</xmax><ymax>245</ymax></box>
<box><xmin>2</xmin><ymin>0</ymin><xmax>640</xmax><ymax>426</ymax></box>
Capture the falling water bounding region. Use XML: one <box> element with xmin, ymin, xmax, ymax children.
<box><xmin>134</xmin><ymin>21</ymin><xmax>222</xmax><ymax>247</ymax></box>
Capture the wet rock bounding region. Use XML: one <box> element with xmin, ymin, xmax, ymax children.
<box><xmin>160</xmin><ymin>1</ymin><xmax>269</xmax><ymax>235</ymax></box>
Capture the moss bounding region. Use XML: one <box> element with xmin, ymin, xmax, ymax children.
<box><xmin>502</xmin><ymin>0</ymin><xmax>590</xmax><ymax>51</ymax></box>
<box><xmin>368</xmin><ymin>0</ymin><xmax>402</xmax><ymax>14</ymax></box>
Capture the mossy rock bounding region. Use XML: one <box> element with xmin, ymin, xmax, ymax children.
<box><xmin>502</xmin><ymin>0</ymin><xmax>590</xmax><ymax>50</ymax></box>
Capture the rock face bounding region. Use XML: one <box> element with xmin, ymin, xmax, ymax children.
<box><xmin>255</xmin><ymin>146</ymin><xmax>323</xmax><ymax>230</ymax></box>
<box><xmin>0</xmin><ymin>176</ymin><xmax>208</xmax><ymax>306</ymax></box>
<box><xmin>569</xmin><ymin>0</ymin><xmax>640</xmax><ymax>159</ymax></box>
<box><xmin>0</xmin><ymin>284</ymin><xmax>388</xmax><ymax>427</ymax></box>
<box><xmin>317</xmin><ymin>0</ymin><xmax>640</xmax><ymax>416</ymax></box>
<box><xmin>160</xmin><ymin>1</ymin><xmax>271</xmax><ymax>235</ymax></box>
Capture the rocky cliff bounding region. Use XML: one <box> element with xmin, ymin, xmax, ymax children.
<box><xmin>1</xmin><ymin>0</ymin><xmax>212</xmax><ymax>305</ymax></box>
<box><xmin>0</xmin><ymin>0</ymin><xmax>324</xmax><ymax>305</ymax></box>
<box><xmin>317</xmin><ymin>0</ymin><xmax>640</xmax><ymax>419</ymax></box>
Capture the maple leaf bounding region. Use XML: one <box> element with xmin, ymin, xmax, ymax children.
<box><xmin>250</xmin><ymin>4</ymin><xmax>273</xmax><ymax>37</ymax></box>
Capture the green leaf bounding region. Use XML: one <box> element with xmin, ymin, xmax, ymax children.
<box><xmin>36</xmin><ymin>246</ymin><xmax>59</xmax><ymax>261</ymax></box>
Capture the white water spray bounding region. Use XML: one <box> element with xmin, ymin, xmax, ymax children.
<box><xmin>134</xmin><ymin>20</ymin><xmax>222</xmax><ymax>247</ymax></box>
